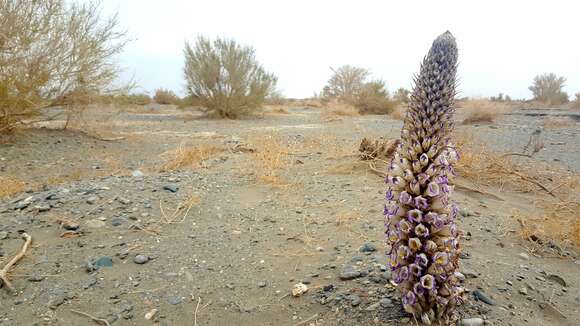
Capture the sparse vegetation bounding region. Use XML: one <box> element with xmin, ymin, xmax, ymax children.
<box><xmin>324</xmin><ymin>65</ymin><xmax>369</xmax><ymax>102</ymax></box>
<box><xmin>393</xmin><ymin>87</ymin><xmax>410</xmax><ymax>104</ymax></box>
<box><xmin>529</xmin><ymin>73</ymin><xmax>569</xmax><ymax>105</ymax></box>
<box><xmin>0</xmin><ymin>0</ymin><xmax>130</xmax><ymax>132</ymax></box>
<box><xmin>460</xmin><ymin>99</ymin><xmax>509</xmax><ymax>124</ymax></box>
<box><xmin>353</xmin><ymin>80</ymin><xmax>396</xmax><ymax>115</ymax></box>
<box><xmin>183</xmin><ymin>36</ymin><xmax>277</xmax><ymax>118</ymax></box>
<box><xmin>161</xmin><ymin>143</ymin><xmax>224</xmax><ymax>171</ymax></box>
<box><xmin>153</xmin><ymin>89</ymin><xmax>180</xmax><ymax>105</ymax></box>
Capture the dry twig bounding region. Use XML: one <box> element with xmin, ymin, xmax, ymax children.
<box><xmin>70</xmin><ymin>309</ymin><xmax>111</xmax><ymax>326</ymax></box>
<box><xmin>0</xmin><ymin>233</ymin><xmax>32</xmax><ymax>293</ymax></box>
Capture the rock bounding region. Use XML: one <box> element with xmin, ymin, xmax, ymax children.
<box><xmin>145</xmin><ymin>309</ymin><xmax>158</xmax><ymax>320</ymax></box>
<box><xmin>27</xmin><ymin>275</ymin><xmax>45</xmax><ymax>282</ymax></box>
<box><xmin>0</xmin><ymin>231</ymin><xmax>8</xmax><ymax>240</ymax></box>
<box><xmin>167</xmin><ymin>297</ymin><xmax>182</xmax><ymax>305</ymax></box>
<box><xmin>133</xmin><ymin>254</ymin><xmax>149</xmax><ymax>264</ymax></box>
<box><xmin>48</xmin><ymin>295</ymin><xmax>66</xmax><ymax>309</ymax></box>
<box><xmin>519</xmin><ymin>253</ymin><xmax>530</xmax><ymax>260</ymax></box>
<box><xmin>117</xmin><ymin>197</ymin><xmax>131</xmax><ymax>205</ymax></box>
<box><xmin>86</xmin><ymin>196</ymin><xmax>99</xmax><ymax>205</ymax></box>
<box><xmin>292</xmin><ymin>283</ymin><xmax>308</xmax><ymax>297</ymax></box>
<box><xmin>459</xmin><ymin>207</ymin><xmax>472</xmax><ymax>217</ymax></box>
<box><xmin>473</xmin><ymin>290</ymin><xmax>495</xmax><ymax>305</ymax></box>
<box><xmin>86</xmin><ymin>220</ymin><xmax>106</xmax><ymax>228</ymax></box>
<box><xmin>365</xmin><ymin>302</ymin><xmax>380</xmax><ymax>311</ymax></box>
<box><xmin>132</xmin><ymin>170</ymin><xmax>145</xmax><ymax>177</ymax></box>
<box><xmin>460</xmin><ymin>318</ymin><xmax>484</xmax><ymax>326</ymax></box>
<box><xmin>519</xmin><ymin>287</ymin><xmax>528</xmax><ymax>295</ymax></box>
<box><xmin>347</xmin><ymin>294</ymin><xmax>361</xmax><ymax>306</ymax></box>
<box><xmin>339</xmin><ymin>266</ymin><xmax>361</xmax><ymax>280</ymax></box>
<box><xmin>163</xmin><ymin>184</ymin><xmax>179</xmax><ymax>193</ymax></box>
<box><xmin>34</xmin><ymin>203</ymin><xmax>51</xmax><ymax>212</ymax></box>
<box><xmin>62</xmin><ymin>221</ymin><xmax>80</xmax><ymax>231</ymax></box>
<box><xmin>94</xmin><ymin>256</ymin><xmax>113</xmax><ymax>268</ymax></box>
<box><xmin>463</xmin><ymin>269</ymin><xmax>479</xmax><ymax>279</ymax></box>
<box><xmin>83</xmin><ymin>277</ymin><xmax>98</xmax><ymax>289</ymax></box>
<box><xmin>257</xmin><ymin>281</ymin><xmax>267</xmax><ymax>288</ymax></box>
<box><xmin>380</xmin><ymin>298</ymin><xmax>393</xmax><ymax>308</ymax></box>
<box><xmin>350</xmin><ymin>256</ymin><xmax>364</xmax><ymax>262</ymax></box>
<box><xmin>547</xmin><ymin>274</ymin><xmax>566</xmax><ymax>287</ymax></box>
<box><xmin>110</xmin><ymin>217</ymin><xmax>124</xmax><ymax>226</ymax></box>
<box><xmin>360</xmin><ymin>243</ymin><xmax>377</xmax><ymax>253</ymax></box>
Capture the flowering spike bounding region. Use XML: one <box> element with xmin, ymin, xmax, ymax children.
<box><xmin>384</xmin><ymin>31</ymin><xmax>463</xmax><ymax>324</ymax></box>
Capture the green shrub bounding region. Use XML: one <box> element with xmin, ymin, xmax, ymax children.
<box><xmin>183</xmin><ymin>36</ymin><xmax>277</xmax><ymax>118</ymax></box>
<box><xmin>529</xmin><ymin>73</ymin><xmax>569</xmax><ymax>105</ymax></box>
<box><xmin>354</xmin><ymin>80</ymin><xmax>396</xmax><ymax>115</ymax></box>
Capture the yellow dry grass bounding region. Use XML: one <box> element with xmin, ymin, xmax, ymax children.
<box><xmin>0</xmin><ymin>176</ymin><xmax>26</xmax><ymax>198</ymax></box>
<box><xmin>542</xmin><ymin>116</ymin><xmax>576</xmax><ymax>129</ymax></box>
<box><xmin>248</xmin><ymin>133</ymin><xmax>290</xmax><ymax>185</ymax></box>
<box><xmin>390</xmin><ymin>105</ymin><xmax>406</xmax><ymax>120</ymax></box>
<box><xmin>459</xmin><ymin>99</ymin><xmax>510</xmax><ymax>125</ymax></box>
<box><xmin>161</xmin><ymin>143</ymin><xmax>223</xmax><ymax>171</ymax></box>
<box><xmin>321</xmin><ymin>100</ymin><xmax>359</xmax><ymax>119</ymax></box>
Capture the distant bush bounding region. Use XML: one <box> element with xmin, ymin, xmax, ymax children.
<box><xmin>393</xmin><ymin>88</ymin><xmax>410</xmax><ymax>104</ymax></box>
<box><xmin>0</xmin><ymin>0</ymin><xmax>129</xmax><ymax>132</ymax></box>
<box><xmin>529</xmin><ymin>73</ymin><xmax>569</xmax><ymax>105</ymax></box>
<box><xmin>183</xmin><ymin>36</ymin><xmax>277</xmax><ymax>118</ymax></box>
<box><xmin>153</xmin><ymin>89</ymin><xmax>180</xmax><ymax>105</ymax></box>
<box><xmin>111</xmin><ymin>93</ymin><xmax>152</xmax><ymax>106</ymax></box>
<box><xmin>354</xmin><ymin>80</ymin><xmax>396</xmax><ymax>115</ymax></box>
<box><xmin>460</xmin><ymin>99</ymin><xmax>509</xmax><ymax>125</ymax></box>
<box><xmin>265</xmin><ymin>89</ymin><xmax>286</xmax><ymax>105</ymax></box>
<box><xmin>324</xmin><ymin>65</ymin><xmax>370</xmax><ymax>102</ymax></box>
<box><xmin>573</xmin><ymin>93</ymin><xmax>580</xmax><ymax>109</ymax></box>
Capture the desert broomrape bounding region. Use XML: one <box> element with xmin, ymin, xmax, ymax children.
<box><xmin>384</xmin><ymin>31</ymin><xmax>463</xmax><ymax>324</ymax></box>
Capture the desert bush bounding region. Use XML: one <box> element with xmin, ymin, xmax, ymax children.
<box><xmin>0</xmin><ymin>0</ymin><xmax>129</xmax><ymax>132</ymax></box>
<box><xmin>460</xmin><ymin>99</ymin><xmax>509</xmax><ymax>124</ymax></box>
<box><xmin>183</xmin><ymin>36</ymin><xmax>277</xmax><ymax>118</ymax></box>
<box><xmin>324</xmin><ymin>65</ymin><xmax>369</xmax><ymax>102</ymax></box>
<box><xmin>265</xmin><ymin>89</ymin><xmax>286</xmax><ymax>105</ymax></box>
<box><xmin>529</xmin><ymin>73</ymin><xmax>569</xmax><ymax>105</ymax></box>
<box><xmin>393</xmin><ymin>87</ymin><xmax>410</xmax><ymax>103</ymax></box>
<box><xmin>153</xmin><ymin>88</ymin><xmax>180</xmax><ymax>105</ymax></box>
<box><xmin>354</xmin><ymin>80</ymin><xmax>396</xmax><ymax>115</ymax></box>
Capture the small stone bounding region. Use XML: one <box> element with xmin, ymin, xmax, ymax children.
<box><xmin>463</xmin><ymin>269</ymin><xmax>479</xmax><ymax>278</ymax></box>
<box><xmin>380</xmin><ymin>298</ymin><xmax>393</xmax><ymax>308</ymax></box>
<box><xmin>347</xmin><ymin>294</ymin><xmax>361</xmax><ymax>306</ymax></box>
<box><xmin>315</xmin><ymin>246</ymin><xmax>324</xmax><ymax>252</ymax></box>
<box><xmin>339</xmin><ymin>266</ymin><xmax>361</xmax><ymax>280</ymax></box>
<box><xmin>133</xmin><ymin>254</ymin><xmax>149</xmax><ymax>264</ymax></box>
<box><xmin>519</xmin><ymin>253</ymin><xmax>530</xmax><ymax>260</ymax></box>
<box><xmin>163</xmin><ymin>184</ymin><xmax>179</xmax><ymax>193</ymax></box>
<box><xmin>94</xmin><ymin>256</ymin><xmax>113</xmax><ymax>268</ymax></box>
<box><xmin>132</xmin><ymin>170</ymin><xmax>145</xmax><ymax>177</ymax></box>
<box><xmin>27</xmin><ymin>275</ymin><xmax>45</xmax><ymax>282</ymax></box>
<box><xmin>86</xmin><ymin>220</ymin><xmax>106</xmax><ymax>228</ymax></box>
<box><xmin>110</xmin><ymin>217</ymin><xmax>124</xmax><ymax>226</ymax></box>
<box><xmin>62</xmin><ymin>222</ymin><xmax>80</xmax><ymax>231</ymax></box>
<box><xmin>257</xmin><ymin>281</ymin><xmax>267</xmax><ymax>288</ymax></box>
<box><xmin>0</xmin><ymin>231</ymin><xmax>8</xmax><ymax>240</ymax></box>
<box><xmin>473</xmin><ymin>290</ymin><xmax>495</xmax><ymax>305</ymax></box>
<box><xmin>117</xmin><ymin>197</ymin><xmax>131</xmax><ymax>205</ymax></box>
<box><xmin>48</xmin><ymin>295</ymin><xmax>66</xmax><ymax>309</ymax></box>
<box><xmin>167</xmin><ymin>297</ymin><xmax>182</xmax><ymax>305</ymax></box>
<box><xmin>86</xmin><ymin>196</ymin><xmax>99</xmax><ymax>205</ymax></box>
<box><xmin>460</xmin><ymin>318</ymin><xmax>484</xmax><ymax>326</ymax></box>
<box><xmin>360</xmin><ymin>243</ymin><xmax>377</xmax><ymax>253</ymax></box>
<box><xmin>365</xmin><ymin>302</ymin><xmax>380</xmax><ymax>311</ymax></box>
<box><xmin>145</xmin><ymin>309</ymin><xmax>158</xmax><ymax>320</ymax></box>
<box><xmin>34</xmin><ymin>203</ymin><xmax>51</xmax><ymax>212</ymax></box>
<box><xmin>350</xmin><ymin>256</ymin><xmax>364</xmax><ymax>262</ymax></box>
<box><xmin>519</xmin><ymin>287</ymin><xmax>528</xmax><ymax>295</ymax></box>
<box><xmin>547</xmin><ymin>274</ymin><xmax>566</xmax><ymax>287</ymax></box>
<box><xmin>459</xmin><ymin>207</ymin><xmax>472</xmax><ymax>217</ymax></box>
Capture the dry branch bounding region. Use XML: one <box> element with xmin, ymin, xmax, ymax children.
<box><xmin>0</xmin><ymin>233</ymin><xmax>32</xmax><ymax>293</ymax></box>
<box><xmin>70</xmin><ymin>309</ymin><xmax>111</xmax><ymax>326</ymax></box>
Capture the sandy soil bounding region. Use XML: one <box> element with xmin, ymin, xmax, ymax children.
<box><xmin>0</xmin><ymin>106</ymin><xmax>578</xmax><ymax>326</ymax></box>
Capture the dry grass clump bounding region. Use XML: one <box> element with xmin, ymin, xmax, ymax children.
<box><xmin>161</xmin><ymin>143</ymin><xmax>224</xmax><ymax>171</ymax></box>
<box><xmin>248</xmin><ymin>134</ymin><xmax>290</xmax><ymax>184</ymax></box>
<box><xmin>542</xmin><ymin>116</ymin><xmax>576</xmax><ymax>129</ymax></box>
<box><xmin>0</xmin><ymin>176</ymin><xmax>26</xmax><ymax>198</ymax></box>
<box><xmin>459</xmin><ymin>99</ymin><xmax>510</xmax><ymax>125</ymax></box>
<box><xmin>153</xmin><ymin>89</ymin><xmax>180</xmax><ymax>105</ymax></box>
<box><xmin>518</xmin><ymin>201</ymin><xmax>580</xmax><ymax>251</ymax></box>
<box><xmin>390</xmin><ymin>106</ymin><xmax>406</xmax><ymax>120</ymax></box>
<box><xmin>321</xmin><ymin>100</ymin><xmax>359</xmax><ymax>120</ymax></box>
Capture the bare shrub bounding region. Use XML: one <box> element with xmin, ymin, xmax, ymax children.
<box><xmin>0</xmin><ymin>0</ymin><xmax>130</xmax><ymax>132</ymax></box>
<box><xmin>324</xmin><ymin>65</ymin><xmax>369</xmax><ymax>101</ymax></box>
<box><xmin>153</xmin><ymin>89</ymin><xmax>180</xmax><ymax>105</ymax></box>
<box><xmin>161</xmin><ymin>143</ymin><xmax>224</xmax><ymax>171</ymax></box>
<box><xmin>354</xmin><ymin>80</ymin><xmax>396</xmax><ymax>115</ymax></box>
<box><xmin>529</xmin><ymin>73</ymin><xmax>569</xmax><ymax>105</ymax></box>
<box><xmin>183</xmin><ymin>36</ymin><xmax>277</xmax><ymax>118</ymax></box>
<box><xmin>393</xmin><ymin>87</ymin><xmax>410</xmax><ymax>104</ymax></box>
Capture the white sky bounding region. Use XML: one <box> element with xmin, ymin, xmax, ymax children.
<box><xmin>95</xmin><ymin>0</ymin><xmax>580</xmax><ymax>99</ymax></box>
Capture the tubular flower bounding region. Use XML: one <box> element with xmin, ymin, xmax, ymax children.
<box><xmin>383</xmin><ymin>31</ymin><xmax>464</xmax><ymax>324</ymax></box>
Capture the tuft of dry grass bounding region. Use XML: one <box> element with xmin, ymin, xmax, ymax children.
<box><xmin>0</xmin><ymin>176</ymin><xmax>26</xmax><ymax>198</ymax></box>
<box><xmin>459</xmin><ymin>99</ymin><xmax>510</xmax><ymax>125</ymax></box>
<box><xmin>518</xmin><ymin>200</ymin><xmax>580</xmax><ymax>250</ymax></box>
<box><xmin>542</xmin><ymin>116</ymin><xmax>576</xmax><ymax>129</ymax></box>
<box><xmin>247</xmin><ymin>133</ymin><xmax>290</xmax><ymax>185</ymax></box>
<box><xmin>161</xmin><ymin>143</ymin><xmax>223</xmax><ymax>171</ymax></box>
<box><xmin>321</xmin><ymin>100</ymin><xmax>359</xmax><ymax>120</ymax></box>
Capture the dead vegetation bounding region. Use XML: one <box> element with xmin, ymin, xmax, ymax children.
<box><xmin>161</xmin><ymin>143</ymin><xmax>224</xmax><ymax>171</ymax></box>
<box><xmin>542</xmin><ymin>116</ymin><xmax>576</xmax><ymax>129</ymax></box>
<box><xmin>459</xmin><ymin>99</ymin><xmax>510</xmax><ymax>125</ymax></box>
<box><xmin>248</xmin><ymin>133</ymin><xmax>290</xmax><ymax>184</ymax></box>
<box><xmin>0</xmin><ymin>176</ymin><xmax>26</xmax><ymax>198</ymax></box>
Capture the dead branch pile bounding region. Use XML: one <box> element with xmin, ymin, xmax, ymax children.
<box><xmin>358</xmin><ymin>137</ymin><xmax>400</xmax><ymax>161</ymax></box>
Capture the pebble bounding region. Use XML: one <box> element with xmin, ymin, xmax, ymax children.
<box><xmin>110</xmin><ymin>217</ymin><xmax>124</xmax><ymax>226</ymax></box>
<box><xmin>167</xmin><ymin>297</ymin><xmax>182</xmax><ymax>305</ymax></box>
<box><xmin>519</xmin><ymin>253</ymin><xmax>530</xmax><ymax>260</ymax></box>
<box><xmin>365</xmin><ymin>302</ymin><xmax>380</xmax><ymax>311</ymax></box>
<box><xmin>519</xmin><ymin>287</ymin><xmax>528</xmax><ymax>295</ymax></box>
<box><xmin>132</xmin><ymin>170</ymin><xmax>145</xmax><ymax>177</ymax></box>
<box><xmin>0</xmin><ymin>231</ymin><xmax>8</xmax><ymax>240</ymax></box>
<box><xmin>360</xmin><ymin>243</ymin><xmax>377</xmax><ymax>253</ymax></box>
<box><xmin>339</xmin><ymin>266</ymin><xmax>361</xmax><ymax>280</ymax></box>
<box><xmin>163</xmin><ymin>184</ymin><xmax>179</xmax><ymax>193</ymax></box>
<box><xmin>133</xmin><ymin>254</ymin><xmax>149</xmax><ymax>264</ymax></box>
<box><xmin>347</xmin><ymin>294</ymin><xmax>361</xmax><ymax>306</ymax></box>
<box><xmin>257</xmin><ymin>281</ymin><xmax>267</xmax><ymax>288</ymax></box>
<box><xmin>473</xmin><ymin>289</ymin><xmax>495</xmax><ymax>305</ymax></box>
<box><xmin>94</xmin><ymin>256</ymin><xmax>113</xmax><ymax>268</ymax></box>
<box><xmin>34</xmin><ymin>203</ymin><xmax>51</xmax><ymax>212</ymax></box>
<box><xmin>62</xmin><ymin>221</ymin><xmax>80</xmax><ymax>231</ymax></box>
<box><xmin>460</xmin><ymin>318</ymin><xmax>484</xmax><ymax>326</ymax></box>
<box><xmin>380</xmin><ymin>298</ymin><xmax>393</xmax><ymax>308</ymax></box>
<box><xmin>117</xmin><ymin>197</ymin><xmax>131</xmax><ymax>205</ymax></box>
<box><xmin>86</xmin><ymin>196</ymin><xmax>99</xmax><ymax>205</ymax></box>
<box><xmin>459</xmin><ymin>207</ymin><xmax>473</xmax><ymax>217</ymax></box>
<box><xmin>547</xmin><ymin>274</ymin><xmax>566</xmax><ymax>287</ymax></box>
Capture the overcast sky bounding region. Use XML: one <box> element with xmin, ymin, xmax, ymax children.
<box><xmin>95</xmin><ymin>0</ymin><xmax>579</xmax><ymax>99</ymax></box>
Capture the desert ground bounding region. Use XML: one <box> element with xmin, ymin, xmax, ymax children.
<box><xmin>0</xmin><ymin>105</ymin><xmax>579</xmax><ymax>326</ymax></box>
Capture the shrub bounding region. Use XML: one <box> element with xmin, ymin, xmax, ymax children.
<box><xmin>529</xmin><ymin>73</ymin><xmax>569</xmax><ymax>105</ymax></box>
<box><xmin>324</xmin><ymin>65</ymin><xmax>369</xmax><ymax>102</ymax></box>
<box><xmin>153</xmin><ymin>89</ymin><xmax>180</xmax><ymax>105</ymax></box>
<box><xmin>459</xmin><ymin>99</ymin><xmax>509</xmax><ymax>125</ymax></box>
<box><xmin>394</xmin><ymin>88</ymin><xmax>411</xmax><ymax>104</ymax></box>
<box><xmin>0</xmin><ymin>0</ymin><xmax>129</xmax><ymax>132</ymax></box>
<box><xmin>183</xmin><ymin>36</ymin><xmax>277</xmax><ymax>118</ymax></box>
<box><xmin>354</xmin><ymin>80</ymin><xmax>396</xmax><ymax>114</ymax></box>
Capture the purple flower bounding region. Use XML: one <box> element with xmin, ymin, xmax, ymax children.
<box><xmin>414</xmin><ymin>196</ymin><xmax>429</xmax><ymax>210</ymax></box>
<box><xmin>398</xmin><ymin>219</ymin><xmax>412</xmax><ymax>234</ymax></box>
<box><xmin>433</xmin><ymin>252</ymin><xmax>449</xmax><ymax>266</ymax></box>
<box><xmin>424</xmin><ymin>212</ymin><xmax>438</xmax><ymax>223</ymax></box>
<box><xmin>419</xmin><ymin>153</ymin><xmax>429</xmax><ymax>167</ymax></box>
<box><xmin>415</xmin><ymin>253</ymin><xmax>428</xmax><ymax>267</ymax></box>
<box><xmin>424</xmin><ymin>240</ymin><xmax>438</xmax><ymax>254</ymax></box>
<box><xmin>402</xmin><ymin>290</ymin><xmax>417</xmax><ymax>306</ymax></box>
<box><xmin>385</xmin><ymin>188</ymin><xmax>395</xmax><ymax>201</ymax></box>
<box><xmin>397</xmin><ymin>245</ymin><xmax>411</xmax><ymax>261</ymax></box>
<box><xmin>418</xmin><ymin>173</ymin><xmax>430</xmax><ymax>185</ymax></box>
<box><xmin>399</xmin><ymin>191</ymin><xmax>412</xmax><ymax>205</ymax></box>
<box><xmin>387</xmin><ymin>230</ymin><xmax>398</xmax><ymax>243</ymax></box>
<box><xmin>407</xmin><ymin>209</ymin><xmax>423</xmax><ymax>223</ymax></box>
<box><xmin>426</xmin><ymin>182</ymin><xmax>440</xmax><ymax>197</ymax></box>
<box><xmin>395</xmin><ymin>265</ymin><xmax>410</xmax><ymax>283</ymax></box>
<box><xmin>409</xmin><ymin>263</ymin><xmax>422</xmax><ymax>277</ymax></box>
<box><xmin>410</xmin><ymin>180</ymin><xmax>421</xmax><ymax>195</ymax></box>
<box><xmin>420</xmin><ymin>274</ymin><xmax>436</xmax><ymax>290</ymax></box>
<box><xmin>415</xmin><ymin>223</ymin><xmax>429</xmax><ymax>238</ymax></box>
<box><xmin>413</xmin><ymin>281</ymin><xmax>425</xmax><ymax>295</ymax></box>
<box><xmin>408</xmin><ymin>237</ymin><xmax>422</xmax><ymax>252</ymax></box>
